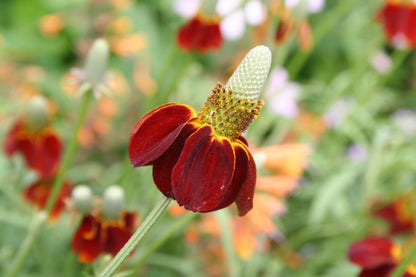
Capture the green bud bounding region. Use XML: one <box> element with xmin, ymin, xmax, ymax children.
<box><xmin>71</xmin><ymin>185</ymin><xmax>94</xmax><ymax>214</ymax></box>
<box><xmin>84</xmin><ymin>38</ymin><xmax>109</xmax><ymax>86</ymax></box>
<box><xmin>101</xmin><ymin>185</ymin><xmax>125</xmax><ymax>221</ymax></box>
<box><xmin>24</xmin><ymin>95</ymin><xmax>48</xmax><ymax>131</ymax></box>
<box><xmin>226</xmin><ymin>45</ymin><xmax>272</xmax><ymax>101</ymax></box>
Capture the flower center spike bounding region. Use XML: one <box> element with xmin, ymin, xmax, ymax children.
<box><xmin>198</xmin><ymin>82</ymin><xmax>264</xmax><ymax>140</ymax></box>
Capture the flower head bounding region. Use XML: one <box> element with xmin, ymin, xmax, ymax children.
<box><xmin>129</xmin><ymin>45</ymin><xmax>271</xmax><ymax>216</ymax></box>
<box><xmin>348</xmin><ymin>237</ymin><xmax>416</xmax><ymax>277</ymax></box>
<box><xmin>71</xmin><ymin>185</ymin><xmax>138</xmax><ymax>263</ymax></box>
<box><xmin>3</xmin><ymin>96</ymin><xmax>62</xmax><ymax>179</ymax></box>
<box><xmin>177</xmin><ymin>14</ymin><xmax>223</xmax><ymax>53</ymax></box>
<box><xmin>374</xmin><ymin>193</ymin><xmax>416</xmax><ymax>235</ymax></box>
<box><xmin>378</xmin><ymin>1</ymin><xmax>416</xmax><ymax>48</ymax></box>
<box><xmin>72</xmin><ymin>211</ymin><xmax>137</xmax><ymax>263</ymax></box>
<box><xmin>67</xmin><ymin>38</ymin><xmax>112</xmax><ymax>98</ymax></box>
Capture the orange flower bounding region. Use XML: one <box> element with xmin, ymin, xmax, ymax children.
<box><xmin>39</xmin><ymin>13</ymin><xmax>64</xmax><ymax>37</ymax></box>
<box><xmin>110</xmin><ymin>33</ymin><xmax>147</xmax><ymax>57</ymax></box>
<box><xmin>256</xmin><ymin>143</ymin><xmax>310</xmax><ymax>177</ymax></box>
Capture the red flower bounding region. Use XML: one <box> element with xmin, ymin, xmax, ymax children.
<box><xmin>129</xmin><ymin>83</ymin><xmax>262</xmax><ymax>216</ymax></box>
<box><xmin>378</xmin><ymin>1</ymin><xmax>416</xmax><ymax>48</ymax></box>
<box><xmin>348</xmin><ymin>237</ymin><xmax>416</xmax><ymax>277</ymax></box>
<box><xmin>24</xmin><ymin>179</ymin><xmax>72</xmax><ymax>219</ymax></box>
<box><xmin>71</xmin><ymin>211</ymin><xmax>137</xmax><ymax>263</ymax></box>
<box><xmin>177</xmin><ymin>14</ymin><xmax>223</xmax><ymax>53</ymax></box>
<box><xmin>374</xmin><ymin>195</ymin><xmax>415</xmax><ymax>235</ymax></box>
<box><xmin>4</xmin><ymin>120</ymin><xmax>62</xmax><ymax>179</ymax></box>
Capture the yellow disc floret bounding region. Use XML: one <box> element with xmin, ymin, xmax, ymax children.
<box><xmin>198</xmin><ymin>82</ymin><xmax>264</xmax><ymax>140</ymax></box>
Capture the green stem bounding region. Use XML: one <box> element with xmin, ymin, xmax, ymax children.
<box><xmin>99</xmin><ymin>197</ymin><xmax>172</xmax><ymax>277</ymax></box>
<box><xmin>215</xmin><ymin>209</ymin><xmax>239</xmax><ymax>277</ymax></box>
<box><xmin>45</xmin><ymin>91</ymin><xmax>92</xmax><ymax>212</ymax></box>
<box><xmin>151</xmin><ymin>51</ymin><xmax>193</xmax><ymax>107</ymax></box>
<box><xmin>391</xmin><ymin>244</ymin><xmax>416</xmax><ymax>277</ymax></box>
<box><xmin>286</xmin><ymin>0</ymin><xmax>360</xmax><ymax>77</ymax></box>
<box><xmin>6</xmin><ymin>212</ymin><xmax>47</xmax><ymax>277</ymax></box>
<box><xmin>379</xmin><ymin>49</ymin><xmax>412</xmax><ymax>85</ymax></box>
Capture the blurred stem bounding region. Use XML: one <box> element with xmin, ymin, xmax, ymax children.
<box><xmin>363</xmin><ymin>128</ymin><xmax>389</xmax><ymax>204</ymax></box>
<box><xmin>380</xmin><ymin>49</ymin><xmax>412</xmax><ymax>85</ymax></box>
<box><xmin>215</xmin><ymin>209</ymin><xmax>239</xmax><ymax>277</ymax></box>
<box><xmin>118</xmin><ymin>152</ymin><xmax>133</xmax><ymax>186</ymax></box>
<box><xmin>45</xmin><ymin>91</ymin><xmax>92</xmax><ymax>212</ymax></box>
<box><xmin>133</xmin><ymin>212</ymin><xmax>197</xmax><ymax>270</ymax></box>
<box><xmin>391</xmin><ymin>244</ymin><xmax>416</xmax><ymax>277</ymax></box>
<box><xmin>148</xmin><ymin>47</ymin><xmax>180</xmax><ymax>108</ymax></box>
<box><xmin>289</xmin><ymin>218</ymin><xmax>359</xmax><ymax>249</ymax></box>
<box><xmin>286</xmin><ymin>0</ymin><xmax>360</xmax><ymax>77</ymax></box>
<box><xmin>151</xmin><ymin>50</ymin><xmax>193</xmax><ymax>107</ymax></box>
<box><xmin>99</xmin><ymin>197</ymin><xmax>172</xmax><ymax>277</ymax></box>
<box><xmin>6</xmin><ymin>212</ymin><xmax>47</xmax><ymax>277</ymax></box>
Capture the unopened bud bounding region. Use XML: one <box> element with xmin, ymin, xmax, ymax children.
<box><xmin>84</xmin><ymin>38</ymin><xmax>109</xmax><ymax>86</ymax></box>
<box><xmin>24</xmin><ymin>95</ymin><xmax>48</xmax><ymax>131</ymax></box>
<box><xmin>72</xmin><ymin>185</ymin><xmax>94</xmax><ymax>214</ymax></box>
<box><xmin>101</xmin><ymin>185</ymin><xmax>125</xmax><ymax>221</ymax></box>
<box><xmin>226</xmin><ymin>45</ymin><xmax>271</xmax><ymax>100</ymax></box>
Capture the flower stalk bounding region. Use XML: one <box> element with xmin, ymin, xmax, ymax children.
<box><xmin>99</xmin><ymin>196</ymin><xmax>172</xmax><ymax>277</ymax></box>
<box><xmin>45</xmin><ymin>91</ymin><xmax>92</xmax><ymax>212</ymax></box>
<box><xmin>6</xmin><ymin>212</ymin><xmax>47</xmax><ymax>277</ymax></box>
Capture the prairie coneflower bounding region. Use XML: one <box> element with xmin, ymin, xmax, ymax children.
<box><xmin>177</xmin><ymin>14</ymin><xmax>223</xmax><ymax>53</ymax></box>
<box><xmin>71</xmin><ymin>186</ymin><xmax>138</xmax><ymax>263</ymax></box>
<box><xmin>4</xmin><ymin>96</ymin><xmax>62</xmax><ymax>180</ymax></box>
<box><xmin>348</xmin><ymin>237</ymin><xmax>416</xmax><ymax>277</ymax></box>
<box><xmin>378</xmin><ymin>1</ymin><xmax>416</xmax><ymax>48</ymax></box>
<box><xmin>129</xmin><ymin>46</ymin><xmax>272</xmax><ymax>216</ymax></box>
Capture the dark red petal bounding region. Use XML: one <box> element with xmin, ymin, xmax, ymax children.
<box><xmin>123</xmin><ymin>211</ymin><xmax>138</xmax><ymax>230</ymax></box>
<box><xmin>374</xmin><ymin>202</ymin><xmax>414</xmax><ymax>235</ymax></box>
<box><xmin>406</xmin><ymin>6</ymin><xmax>416</xmax><ymax>46</ymax></box>
<box><xmin>152</xmin><ymin>121</ymin><xmax>200</xmax><ymax>197</ymax></box>
<box><xmin>3</xmin><ymin>121</ymin><xmax>23</xmax><ymax>156</ymax></box>
<box><xmin>378</xmin><ymin>3</ymin><xmax>413</xmax><ymax>44</ymax></box>
<box><xmin>348</xmin><ymin>237</ymin><xmax>397</xmax><ymax>269</ymax></box>
<box><xmin>128</xmin><ymin>103</ymin><xmax>197</xmax><ymax>167</ymax></box>
<box><xmin>3</xmin><ymin>121</ymin><xmax>62</xmax><ymax>179</ymax></box>
<box><xmin>24</xmin><ymin>179</ymin><xmax>71</xmax><ymax>219</ymax></box>
<box><xmin>37</xmin><ymin>131</ymin><xmax>62</xmax><ymax>179</ymax></box>
<box><xmin>237</xmin><ymin>136</ymin><xmax>248</xmax><ymax>146</ymax></box>
<box><xmin>358</xmin><ymin>265</ymin><xmax>395</xmax><ymax>277</ymax></box>
<box><xmin>235</xmin><ymin>143</ymin><xmax>257</xmax><ymax>216</ymax></box>
<box><xmin>198</xmin><ymin>22</ymin><xmax>222</xmax><ymax>53</ymax></box>
<box><xmin>212</xmin><ymin>142</ymin><xmax>250</xmax><ymax>211</ymax></box>
<box><xmin>177</xmin><ymin>17</ymin><xmax>204</xmax><ymax>51</ymax></box>
<box><xmin>171</xmin><ymin>125</ymin><xmax>235</xmax><ymax>212</ymax></box>
<box><xmin>71</xmin><ymin>215</ymin><xmax>103</xmax><ymax>263</ymax></box>
<box><xmin>104</xmin><ymin>225</ymin><xmax>133</xmax><ymax>256</ymax></box>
